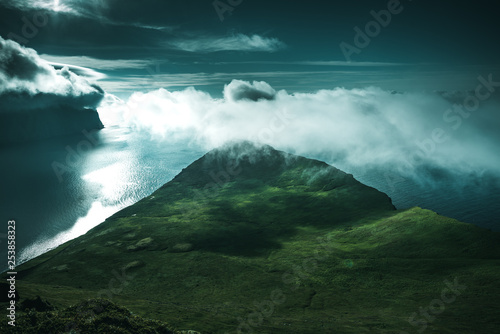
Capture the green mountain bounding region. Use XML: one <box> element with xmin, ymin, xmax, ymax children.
<box><xmin>2</xmin><ymin>142</ymin><xmax>499</xmax><ymax>333</ymax></box>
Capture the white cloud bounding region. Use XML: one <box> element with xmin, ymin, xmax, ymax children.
<box><xmin>41</xmin><ymin>54</ymin><xmax>157</xmax><ymax>71</ymax></box>
<box><xmin>168</xmin><ymin>34</ymin><xmax>286</xmax><ymax>53</ymax></box>
<box><xmin>3</xmin><ymin>0</ymin><xmax>78</xmax><ymax>14</ymax></box>
<box><xmin>0</xmin><ymin>35</ymin><xmax>104</xmax><ymax>111</ymax></box>
<box><xmin>99</xmin><ymin>80</ymin><xmax>500</xmax><ymax>184</ymax></box>
<box><xmin>45</xmin><ymin>62</ymin><xmax>106</xmax><ymax>81</ymax></box>
<box><xmin>2</xmin><ymin>0</ymin><xmax>175</xmax><ymax>31</ymax></box>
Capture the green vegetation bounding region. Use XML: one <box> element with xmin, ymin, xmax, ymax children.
<box><xmin>0</xmin><ymin>298</ymin><xmax>181</xmax><ymax>334</ymax></box>
<box><xmin>2</xmin><ymin>142</ymin><xmax>499</xmax><ymax>333</ymax></box>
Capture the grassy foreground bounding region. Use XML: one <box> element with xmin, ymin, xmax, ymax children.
<box><xmin>1</xmin><ymin>142</ymin><xmax>499</xmax><ymax>333</ymax></box>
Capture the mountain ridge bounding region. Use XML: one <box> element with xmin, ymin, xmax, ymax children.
<box><xmin>1</xmin><ymin>142</ymin><xmax>499</xmax><ymax>333</ymax></box>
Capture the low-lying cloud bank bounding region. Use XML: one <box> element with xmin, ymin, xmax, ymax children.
<box><xmin>99</xmin><ymin>79</ymin><xmax>500</xmax><ymax>184</ymax></box>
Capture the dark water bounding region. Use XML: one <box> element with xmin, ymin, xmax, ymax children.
<box><xmin>0</xmin><ymin>127</ymin><xmax>498</xmax><ymax>272</ymax></box>
<box><xmin>342</xmin><ymin>165</ymin><xmax>500</xmax><ymax>231</ymax></box>
<box><xmin>0</xmin><ymin>126</ymin><xmax>203</xmax><ymax>271</ymax></box>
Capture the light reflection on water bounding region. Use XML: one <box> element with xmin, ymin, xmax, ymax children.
<box><xmin>18</xmin><ymin>201</ymin><xmax>125</xmax><ymax>263</ymax></box>
<box><xmin>0</xmin><ymin>126</ymin><xmax>204</xmax><ymax>270</ymax></box>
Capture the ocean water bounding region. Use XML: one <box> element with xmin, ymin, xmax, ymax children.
<box><xmin>343</xmin><ymin>165</ymin><xmax>500</xmax><ymax>231</ymax></box>
<box><xmin>0</xmin><ymin>126</ymin><xmax>204</xmax><ymax>271</ymax></box>
<box><xmin>0</xmin><ymin>126</ymin><xmax>498</xmax><ymax>271</ymax></box>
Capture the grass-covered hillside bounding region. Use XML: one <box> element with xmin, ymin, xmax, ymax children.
<box><xmin>2</xmin><ymin>142</ymin><xmax>499</xmax><ymax>333</ymax></box>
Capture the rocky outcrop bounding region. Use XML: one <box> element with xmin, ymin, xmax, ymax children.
<box><xmin>0</xmin><ymin>106</ymin><xmax>103</xmax><ymax>145</ymax></box>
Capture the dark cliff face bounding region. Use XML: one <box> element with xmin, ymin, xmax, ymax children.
<box><xmin>0</xmin><ymin>107</ymin><xmax>104</xmax><ymax>145</ymax></box>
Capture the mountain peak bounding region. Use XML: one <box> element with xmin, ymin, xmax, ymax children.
<box><xmin>4</xmin><ymin>142</ymin><xmax>500</xmax><ymax>334</ymax></box>
<box><xmin>172</xmin><ymin>141</ymin><xmax>356</xmax><ymax>191</ymax></box>
<box><xmin>113</xmin><ymin>141</ymin><xmax>395</xmax><ymax>228</ymax></box>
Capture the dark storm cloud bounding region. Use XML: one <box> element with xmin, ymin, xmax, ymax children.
<box><xmin>1</xmin><ymin>0</ymin><xmax>499</xmax><ymax>98</ymax></box>
<box><xmin>0</xmin><ymin>0</ymin><xmax>182</xmax><ymax>27</ymax></box>
<box><xmin>0</xmin><ymin>35</ymin><xmax>104</xmax><ymax>112</ymax></box>
<box><xmin>0</xmin><ymin>1</ymin><xmax>288</xmax><ymax>63</ymax></box>
<box><xmin>1</xmin><ymin>0</ymin><xmax>499</xmax><ymax>69</ymax></box>
<box><xmin>0</xmin><ymin>38</ymin><xmax>50</xmax><ymax>80</ymax></box>
<box><xmin>223</xmin><ymin>80</ymin><xmax>276</xmax><ymax>102</ymax></box>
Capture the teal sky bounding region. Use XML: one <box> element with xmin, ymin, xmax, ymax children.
<box><xmin>1</xmin><ymin>0</ymin><xmax>499</xmax><ymax>97</ymax></box>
